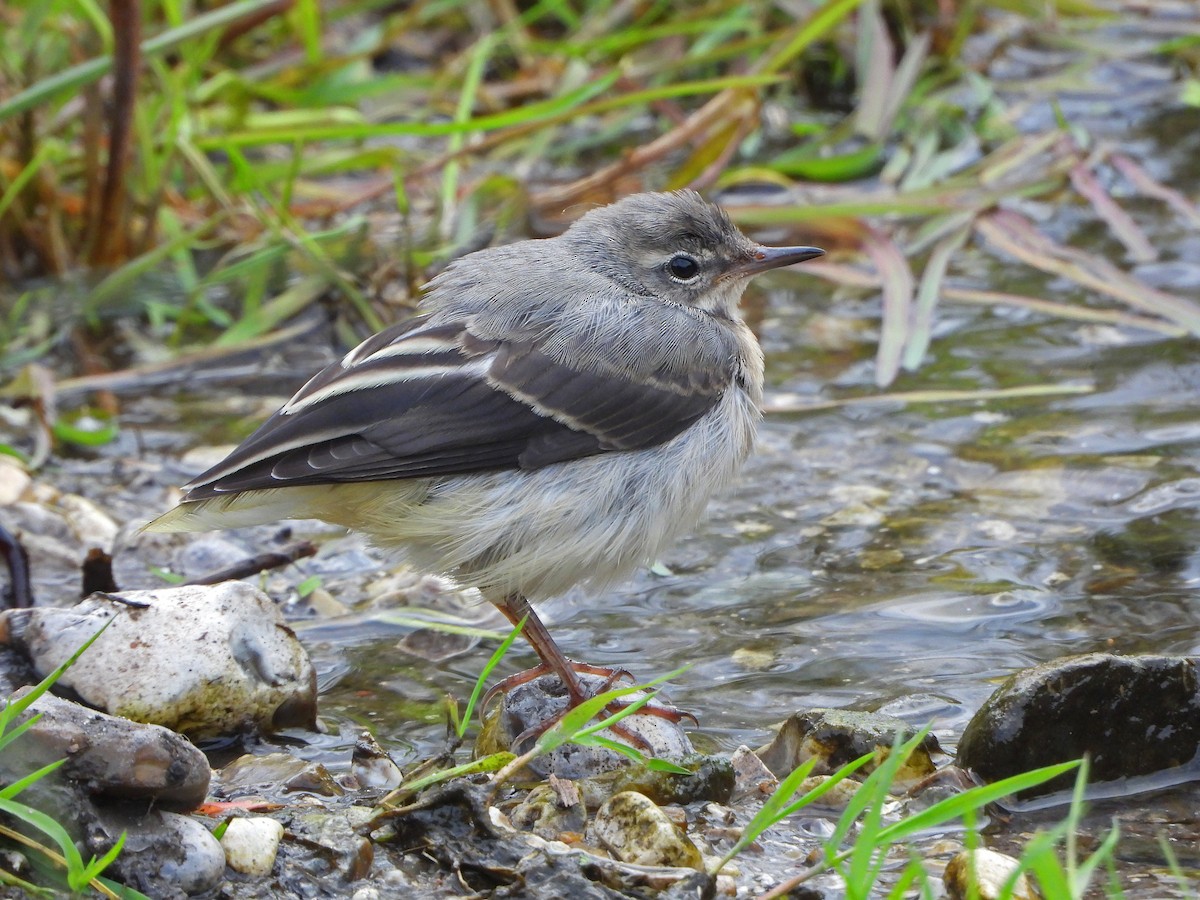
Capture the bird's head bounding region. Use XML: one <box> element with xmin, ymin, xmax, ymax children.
<box><xmin>564</xmin><ymin>190</ymin><xmax>823</xmax><ymax>317</ymax></box>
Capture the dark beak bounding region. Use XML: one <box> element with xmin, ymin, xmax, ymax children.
<box><xmin>732</xmin><ymin>244</ymin><xmax>825</xmax><ymax>278</ymax></box>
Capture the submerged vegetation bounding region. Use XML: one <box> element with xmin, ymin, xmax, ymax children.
<box><xmin>1</xmin><ymin>0</ymin><xmax>1198</xmax><ymax>400</ymax></box>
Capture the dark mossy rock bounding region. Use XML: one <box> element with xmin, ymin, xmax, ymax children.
<box><xmin>5</xmin><ymin>690</ymin><xmax>211</xmax><ymax>810</ymax></box>
<box><xmin>510</xmin><ymin>782</ymin><xmax>588</xmax><ymax>840</ymax></box>
<box><xmin>956</xmin><ymin>653</ymin><xmax>1200</xmax><ymax>796</ymax></box>
<box><xmin>0</xmin><ymin>692</ymin><xmax>222</xmax><ymax>897</ymax></box>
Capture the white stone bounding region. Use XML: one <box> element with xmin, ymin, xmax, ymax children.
<box><xmin>220</xmin><ymin>816</ymin><xmax>285</xmax><ymax>877</ymax></box>
<box><xmin>2</xmin><ymin>582</ymin><xmax>317</xmax><ymax>737</ymax></box>
<box><xmin>56</xmin><ymin>492</ymin><xmax>119</xmax><ymax>549</ymax></box>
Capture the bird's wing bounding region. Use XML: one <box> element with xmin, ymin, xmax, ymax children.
<box><xmin>181</xmin><ymin>313</ymin><xmax>730</xmax><ymax>499</ymax></box>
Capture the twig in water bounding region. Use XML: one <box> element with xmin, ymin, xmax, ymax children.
<box><xmin>184</xmin><ymin>541</ymin><xmax>317</xmax><ymax>586</ymax></box>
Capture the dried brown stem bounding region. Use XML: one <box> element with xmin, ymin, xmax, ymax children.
<box><xmin>88</xmin><ymin>0</ymin><xmax>141</xmax><ymax>266</ymax></box>
<box><xmin>529</xmin><ymin>88</ymin><xmax>754</xmax><ymax>212</ymax></box>
<box><xmin>216</xmin><ymin>0</ymin><xmax>294</xmax><ymax>49</ymax></box>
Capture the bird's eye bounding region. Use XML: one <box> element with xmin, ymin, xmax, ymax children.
<box><xmin>667</xmin><ymin>254</ymin><xmax>701</xmax><ymax>282</ymax></box>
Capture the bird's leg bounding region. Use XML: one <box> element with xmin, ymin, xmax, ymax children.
<box><xmin>485</xmin><ymin>593</ymin><xmax>631</xmax><ymax>709</ymax></box>
<box><xmin>483</xmin><ymin>593</ymin><xmax>690</xmax><ymax>752</ymax></box>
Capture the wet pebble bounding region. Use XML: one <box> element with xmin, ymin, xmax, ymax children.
<box><xmin>350</xmin><ymin>731</ymin><xmax>404</xmax><ymax>791</ymax></box>
<box><xmin>1</xmin><ymin>693</ymin><xmax>220</xmax><ymax>897</ymax></box>
<box><xmin>216</xmin><ymin>751</ymin><xmax>320</xmax><ymax>792</ymax></box>
<box><xmin>5</xmin><ymin>501</ymin><xmax>86</xmax><ymax>567</ymax></box>
<box><xmin>214</xmin><ymin>751</ymin><xmax>345</xmax><ymax>798</ymax></box>
<box><xmin>172</xmin><ymin>534</ymin><xmax>253</xmax><ymax>578</ymax></box>
<box><xmin>101</xmin><ymin>808</ymin><xmax>226</xmax><ymax>898</ymax></box>
<box><xmin>757</xmin><ymin>708</ymin><xmax>940</xmax><ymax>786</ymax></box>
<box><xmin>220</xmin><ymin>816</ymin><xmax>285</xmax><ymax>876</ymax></box>
<box><xmin>957</xmin><ymin>653</ymin><xmax>1200</xmax><ymax>796</ymax></box>
<box><xmin>0</xmin><ymin>582</ymin><xmax>318</xmax><ymax>738</ymax></box>
<box><xmin>5</xmin><ymin>690</ymin><xmax>210</xmax><ymax>809</ymax></box>
<box><xmin>590</xmin><ymin>791</ymin><xmax>703</xmax><ymax>870</ymax></box>
<box><xmin>0</xmin><ymin>456</ymin><xmax>31</xmax><ymax>504</ymax></box>
<box><xmin>50</xmin><ymin>490</ymin><xmax>120</xmax><ymax>549</ymax></box>
<box><xmin>730</xmin><ymin>744</ymin><xmax>777</xmax><ymax>800</ymax></box>
<box><xmin>485</xmin><ymin>672</ymin><xmax>693</xmax><ymax>779</ymax></box>
<box><xmin>510</xmin><ymin>779</ymin><xmax>587</xmax><ymax>839</ymax></box>
<box><xmin>943</xmin><ymin>848</ymin><xmax>1036</xmax><ymax>900</ymax></box>
<box><xmin>793</xmin><ymin>774</ymin><xmax>865</xmax><ymax>811</ymax></box>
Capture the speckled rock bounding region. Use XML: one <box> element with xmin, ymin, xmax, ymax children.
<box><xmin>291</xmin><ymin>806</ymin><xmax>376</xmax><ymax>881</ymax></box>
<box><xmin>99</xmin><ymin>808</ymin><xmax>225</xmax><ymax>898</ymax></box>
<box><xmin>957</xmin><ymin>653</ymin><xmax>1200</xmax><ymax>796</ymax></box>
<box><xmin>510</xmin><ymin>779</ymin><xmax>587</xmax><ymax>839</ymax></box>
<box><xmin>577</xmin><ymin>753</ymin><xmax>734</xmax><ymax>809</ymax></box>
<box><xmin>0</xmin><ymin>582</ymin><xmax>318</xmax><ymax>738</ymax></box>
<box><xmin>943</xmin><ymin>848</ymin><xmax>1036</xmax><ymax>900</ymax></box>
<box><xmin>590</xmin><ymin>791</ymin><xmax>703</xmax><ymax>870</ymax></box>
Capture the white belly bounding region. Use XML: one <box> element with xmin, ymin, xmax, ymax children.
<box><xmin>353</xmin><ymin>384</ymin><xmax>762</xmax><ymax>600</ymax></box>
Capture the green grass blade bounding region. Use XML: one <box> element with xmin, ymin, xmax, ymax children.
<box><xmin>0</xmin><ymin>714</ymin><xmax>44</xmax><ymax>755</ymax></box>
<box><xmin>458</xmin><ymin>617</ymin><xmax>526</xmax><ymax>738</ymax></box>
<box><xmin>873</xmin><ymin>760</ymin><xmax>1080</xmax><ymax>845</ymax></box>
<box><xmin>713</xmin><ymin>756</ymin><xmax>820</xmax><ymax>871</ymax></box>
<box><xmin>70</xmin><ymin>830</ymin><xmax>126</xmax><ymax>892</ymax></box>
<box><xmin>777</xmin><ymin>751</ymin><xmax>874</xmax><ymax>821</ymax></box>
<box><xmin>0</xmin><ymin>759</ymin><xmax>67</xmax><ymax>801</ymax></box>
<box><xmin>0</xmin><ymin>620</ymin><xmax>113</xmax><ymax>736</ymax></box>
<box><xmin>96</xmin><ymin>875</ymin><xmax>154</xmax><ymax>900</ymax></box>
<box><xmin>762</xmin><ymin>0</ymin><xmax>869</xmax><ymax>75</ymax></box>
<box><xmin>396</xmin><ymin>752</ymin><xmax>515</xmax><ymax>796</ymax></box>
<box><xmin>0</xmin><ymin>0</ymin><xmax>291</xmax><ymax>121</ymax></box>
<box><xmin>0</xmin><ymin>797</ymin><xmax>86</xmax><ymax>877</ymax></box>
<box><xmin>0</xmin><ymin>143</ymin><xmax>60</xmax><ymax>222</ymax></box>
<box><xmin>196</xmin><ymin>71</ymin><xmax>622</xmax><ymax>147</ymax></box>
<box><xmin>576</xmin><ymin>734</ymin><xmax>692</xmax><ymax>774</ymax></box>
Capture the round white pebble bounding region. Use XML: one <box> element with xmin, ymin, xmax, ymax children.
<box><xmin>220</xmin><ymin>817</ymin><xmax>285</xmax><ymax>877</ymax></box>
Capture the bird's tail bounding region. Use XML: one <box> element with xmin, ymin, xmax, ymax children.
<box><xmin>142</xmin><ymin>489</ymin><xmax>314</xmax><ymax>533</ymax></box>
